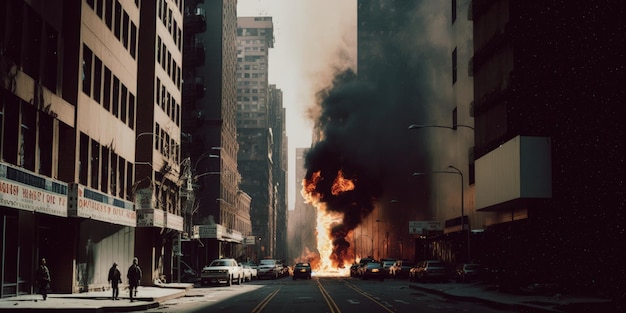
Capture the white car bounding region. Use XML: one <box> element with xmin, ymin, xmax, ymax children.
<box><xmin>257</xmin><ymin>259</ymin><xmax>281</xmax><ymax>280</ymax></box>
<box><xmin>240</xmin><ymin>262</ymin><xmax>257</xmax><ymax>281</ymax></box>
<box><xmin>200</xmin><ymin>258</ymin><xmax>244</xmax><ymax>286</ymax></box>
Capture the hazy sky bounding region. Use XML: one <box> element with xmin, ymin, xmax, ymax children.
<box><xmin>237</xmin><ymin>0</ymin><xmax>357</xmax><ymax>209</ymax></box>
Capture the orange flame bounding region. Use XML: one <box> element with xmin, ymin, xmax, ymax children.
<box><xmin>301</xmin><ymin>170</ymin><xmax>354</xmax><ymax>276</ymax></box>
<box><xmin>331</xmin><ymin>170</ymin><xmax>355</xmax><ymax>195</ymax></box>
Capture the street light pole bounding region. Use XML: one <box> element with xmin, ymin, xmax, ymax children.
<box><xmin>447</xmin><ymin>166</ymin><xmax>470</xmax><ymax>263</ymax></box>
<box><xmin>413</xmin><ymin>167</ymin><xmax>471</xmax><ymax>263</ymax></box>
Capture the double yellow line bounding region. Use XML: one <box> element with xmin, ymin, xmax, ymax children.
<box><xmin>317</xmin><ymin>280</ymin><xmax>341</xmax><ymax>313</ymax></box>
<box><xmin>343</xmin><ymin>281</ymin><xmax>395</xmax><ymax>313</ymax></box>
<box><xmin>251</xmin><ymin>288</ymin><xmax>280</xmax><ymax>313</ymax></box>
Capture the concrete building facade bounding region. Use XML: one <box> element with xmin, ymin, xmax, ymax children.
<box><xmin>181</xmin><ymin>0</ymin><xmax>251</xmax><ymax>271</ymax></box>
<box><xmin>236</xmin><ymin>16</ymin><xmax>279</xmax><ymax>260</ymax></box>
<box><xmin>0</xmin><ymin>0</ymin><xmax>185</xmax><ymax>295</ymax></box>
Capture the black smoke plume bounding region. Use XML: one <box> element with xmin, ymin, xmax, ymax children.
<box><xmin>303</xmin><ymin>1</ymin><xmax>451</xmax><ymax>266</ymax></box>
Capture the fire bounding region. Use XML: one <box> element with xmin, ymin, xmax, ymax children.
<box><xmin>301</xmin><ymin>170</ymin><xmax>355</xmax><ymax>276</ymax></box>
<box><xmin>331</xmin><ymin>170</ymin><xmax>355</xmax><ymax>195</ymax></box>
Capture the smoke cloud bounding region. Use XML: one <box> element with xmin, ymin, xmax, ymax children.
<box><xmin>303</xmin><ymin>1</ymin><xmax>453</xmax><ymax>265</ymax></box>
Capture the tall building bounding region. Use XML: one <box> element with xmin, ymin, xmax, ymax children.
<box><xmin>356</xmin><ymin>0</ymin><xmax>477</xmax><ymax>263</ymax></box>
<box><xmin>134</xmin><ymin>0</ymin><xmax>185</xmax><ymax>287</ymax></box>
<box><xmin>471</xmin><ymin>1</ymin><xmax>624</xmax><ymax>297</ymax></box>
<box><xmin>287</xmin><ymin>148</ymin><xmax>317</xmax><ymax>264</ymax></box>
<box><xmin>182</xmin><ymin>0</ymin><xmax>250</xmax><ymax>269</ymax></box>
<box><xmin>0</xmin><ymin>0</ymin><xmax>185</xmax><ymax>294</ymax></box>
<box><xmin>236</xmin><ymin>16</ymin><xmax>278</xmax><ymax>260</ymax></box>
<box><xmin>268</xmin><ymin>84</ymin><xmax>288</xmax><ymax>262</ymax></box>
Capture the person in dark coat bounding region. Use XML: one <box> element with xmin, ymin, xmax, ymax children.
<box><xmin>127</xmin><ymin>257</ymin><xmax>142</xmax><ymax>302</ymax></box>
<box><xmin>108</xmin><ymin>262</ymin><xmax>122</xmax><ymax>300</ymax></box>
<box><xmin>36</xmin><ymin>258</ymin><xmax>51</xmax><ymax>300</ymax></box>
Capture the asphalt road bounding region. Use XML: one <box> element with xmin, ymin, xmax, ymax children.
<box><xmin>147</xmin><ymin>275</ymin><xmax>513</xmax><ymax>313</ymax></box>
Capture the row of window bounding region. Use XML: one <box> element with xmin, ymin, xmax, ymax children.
<box><xmin>86</xmin><ymin>0</ymin><xmax>138</xmax><ymax>59</ymax></box>
<box><xmin>154</xmin><ymin>123</ymin><xmax>180</xmax><ymax>164</ymax></box>
<box><xmin>237</xmin><ymin>88</ymin><xmax>263</xmax><ymax>95</ymax></box>
<box><xmin>157</xmin><ymin>36</ymin><xmax>183</xmax><ymax>91</ymax></box>
<box><xmin>82</xmin><ymin>45</ymin><xmax>136</xmax><ymax>130</ymax></box>
<box><xmin>78</xmin><ymin>132</ymin><xmax>135</xmax><ymax>201</ymax></box>
<box><xmin>0</xmin><ymin>1</ymin><xmax>60</xmax><ymax>94</ymax></box>
<box><xmin>156</xmin><ymin>78</ymin><xmax>181</xmax><ymax>127</ymax></box>
<box><xmin>158</xmin><ymin>0</ymin><xmax>183</xmax><ymax>53</ymax></box>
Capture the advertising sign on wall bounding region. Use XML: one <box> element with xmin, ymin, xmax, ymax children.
<box><xmin>68</xmin><ymin>183</ymin><xmax>136</xmax><ymax>226</ymax></box>
<box><xmin>0</xmin><ymin>162</ymin><xmax>68</xmax><ymax>217</ymax></box>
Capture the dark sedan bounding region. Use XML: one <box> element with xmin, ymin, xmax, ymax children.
<box><xmin>349</xmin><ymin>263</ymin><xmax>360</xmax><ymax>277</ymax></box>
<box><xmin>292</xmin><ymin>262</ymin><xmax>312</xmax><ymax>280</ymax></box>
<box><xmin>360</xmin><ymin>261</ymin><xmax>385</xmax><ymax>281</ymax></box>
<box><xmin>454</xmin><ymin>263</ymin><xmax>483</xmax><ymax>283</ymax></box>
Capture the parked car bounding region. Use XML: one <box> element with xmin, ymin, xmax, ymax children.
<box><xmin>409</xmin><ymin>260</ymin><xmax>448</xmax><ymax>282</ymax></box>
<box><xmin>454</xmin><ymin>263</ymin><xmax>483</xmax><ymax>283</ymax></box>
<box><xmin>292</xmin><ymin>262</ymin><xmax>312</xmax><ymax>280</ymax></box>
<box><xmin>349</xmin><ymin>263</ymin><xmax>360</xmax><ymax>277</ymax></box>
<box><xmin>355</xmin><ymin>257</ymin><xmax>374</xmax><ymax>277</ymax></box>
<box><xmin>240</xmin><ymin>262</ymin><xmax>258</xmax><ymax>281</ymax></box>
<box><xmin>257</xmin><ymin>259</ymin><xmax>282</xmax><ymax>280</ymax></box>
<box><xmin>200</xmin><ymin>258</ymin><xmax>244</xmax><ymax>286</ymax></box>
<box><xmin>381</xmin><ymin>259</ymin><xmax>397</xmax><ymax>277</ymax></box>
<box><xmin>360</xmin><ymin>261</ymin><xmax>385</xmax><ymax>281</ymax></box>
<box><xmin>389</xmin><ymin>260</ymin><xmax>414</xmax><ymax>279</ymax></box>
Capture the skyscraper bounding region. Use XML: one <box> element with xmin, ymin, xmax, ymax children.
<box><xmin>236</xmin><ymin>16</ymin><xmax>278</xmax><ymax>260</ymax></box>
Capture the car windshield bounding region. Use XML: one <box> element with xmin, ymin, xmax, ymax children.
<box><xmin>210</xmin><ymin>261</ymin><xmax>229</xmax><ymax>266</ymax></box>
<box><xmin>296</xmin><ymin>263</ymin><xmax>310</xmax><ymax>267</ymax></box>
<box><xmin>429</xmin><ymin>262</ymin><xmax>444</xmax><ymax>267</ymax></box>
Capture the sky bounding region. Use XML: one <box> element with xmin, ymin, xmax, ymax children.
<box><xmin>237</xmin><ymin>0</ymin><xmax>358</xmax><ymax>209</ymax></box>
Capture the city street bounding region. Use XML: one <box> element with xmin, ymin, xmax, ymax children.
<box><xmin>147</xmin><ymin>276</ymin><xmax>511</xmax><ymax>313</ymax></box>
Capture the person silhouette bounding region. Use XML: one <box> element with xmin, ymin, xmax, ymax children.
<box><xmin>36</xmin><ymin>258</ymin><xmax>51</xmax><ymax>300</ymax></box>
<box><xmin>126</xmin><ymin>257</ymin><xmax>142</xmax><ymax>302</ymax></box>
<box><xmin>108</xmin><ymin>262</ymin><xmax>122</xmax><ymax>300</ymax></box>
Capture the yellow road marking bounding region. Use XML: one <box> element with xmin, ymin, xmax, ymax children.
<box><xmin>342</xmin><ymin>280</ymin><xmax>395</xmax><ymax>313</ymax></box>
<box><xmin>317</xmin><ymin>280</ymin><xmax>341</xmax><ymax>313</ymax></box>
<box><xmin>251</xmin><ymin>288</ymin><xmax>280</xmax><ymax>313</ymax></box>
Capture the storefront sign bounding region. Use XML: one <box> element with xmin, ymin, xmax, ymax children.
<box><xmin>192</xmin><ymin>224</ymin><xmax>242</xmax><ymax>243</ymax></box>
<box><xmin>0</xmin><ymin>162</ymin><xmax>68</xmax><ymax>217</ymax></box>
<box><xmin>136</xmin><ymin>208</ymin><xmax>165</xmax><ymax>228</ymax></box>
<box><xmin>68</xmin><ymin>183</ymin><xmax>136</xmax><ymax>226</ymax></box>
<box><xmin>244</xmin><ymin>236</ymin><xmax>257</xmax><ymax>245</ymax></box>
<box><xmin>193</xmin><ymin>224</ymin><xmax>222</xmax><ymax>239</ymax></box>
<box><xmin>409</xmin><ymin>220</ymin><xmax>441</xmax><ymax>234</ymax></box>
<box><xmin>165</xmin><ymin>212</ymin><xmax>183</xmax><ymax>231</ymax></box>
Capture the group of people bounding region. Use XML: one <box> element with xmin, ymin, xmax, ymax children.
<box><xmin>108</xmin><ymin>257</ymin><xmax>142</xmax><ymax>301</ymax></box>
<box><xmin>36</xmin><ymin>257</ymin><xmax>143</xmax><ymax>302</ymax></box>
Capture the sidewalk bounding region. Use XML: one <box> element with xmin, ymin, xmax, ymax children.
<box><xmin>409</xmin><ymin>281</ymin><xmax>616</xmax><ymax>313</ymax></box>
<box><xmin>0</xmin><ymin>283</ymin><xmax>192</xmax><ymax>313</ymax></box>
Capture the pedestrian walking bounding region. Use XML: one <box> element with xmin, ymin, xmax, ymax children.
<box><xmin>127</xmin><ymin>257</ymin><xmax>142</xmax><ymax>302</ymax></box>
<box><xmin>36</xmin><ymin>258</ymin><xmax>51</xmax><ymax>300</ymax></box>
<box><xmin>108</xmin><ymin>262</ymin><xmax>122</xmax><ymax>300</ymax></box>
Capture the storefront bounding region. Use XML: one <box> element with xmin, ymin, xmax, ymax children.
<box><xmin>68</xmin><ymin>183</ymin><xmax>136</xmax><ymax>293</ymax></box>
<box><xmin>0</xmin><ymin>161</ymin><xmax>73</xmax><ymax>296</ymax></box>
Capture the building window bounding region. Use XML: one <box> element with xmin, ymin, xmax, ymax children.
<box><xmin>451</xmin><ymin>0</ymin><xmax>457</xmax><ymax>24</ymax></box>
<box><xmin>82</xmin><ymin>45</ymin><xmax>93</xmax><ymax>96</ymax></box>
<box><xmin>452</xmin><ymin>47</ymin><xmax>458</xmax><ymax>84</ymax></box>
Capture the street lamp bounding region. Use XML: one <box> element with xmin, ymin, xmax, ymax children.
<box><xmin>413</xmin><ymin>166</ymin><xmax>471</xmax><ymax>263</ymax></box>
